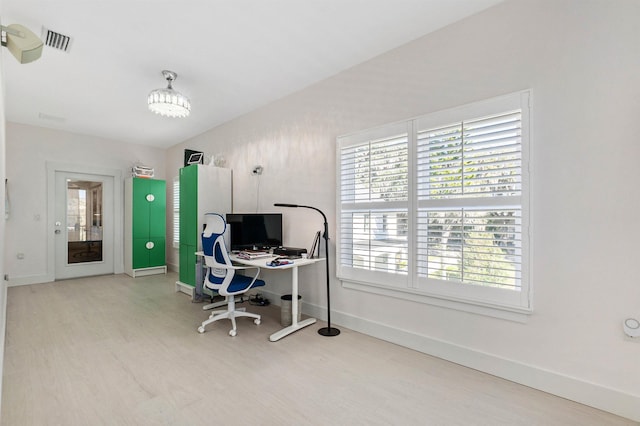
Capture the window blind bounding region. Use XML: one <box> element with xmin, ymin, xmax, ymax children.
<box><xmin>340</xmin><ymin>133</ymin><xmax>409</xmax><ymax>203</ymax></box>
<box><xmin>415</xmin><ymin>110</ymin><xmax>523</xmax><ymax>289</ymax></box>
<box><xmin>417</xmin><ymin>111</ymin><xmax>522</xmax><ymax>200</ymax></box>
<box><xmin>172</xmin><ymin>176</ymin><xmax>179</xmax><ymax>248</ymax></box>
<box><xmin>339</xmin><ymin>132</ymin><xmax>409</xmax><ymax>275</ymax></box>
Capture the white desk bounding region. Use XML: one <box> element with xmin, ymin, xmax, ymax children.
<box><xmin>229</xmin><ymin>254</ymin><xmax>324</xmax><ymax>342</ymax></box>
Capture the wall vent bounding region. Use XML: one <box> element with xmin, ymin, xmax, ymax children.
<box><xmin>41</xmin><ymin>27</ymin><xmax>72</xmax><ymax>52</ymax></box>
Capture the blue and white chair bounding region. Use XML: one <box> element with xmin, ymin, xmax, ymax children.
<box><xmin>197</xmin><ymin>213</ymin><xmax>265</xmax><ymax>337</ymax></box>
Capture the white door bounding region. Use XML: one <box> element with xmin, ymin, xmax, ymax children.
<box><xmin>54</xmin><ymin>171</ymin><xmax>115</xmax><ymax>279</ymax></box>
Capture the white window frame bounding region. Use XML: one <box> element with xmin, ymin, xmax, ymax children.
<box><xmin>336</xmin><ymin>91</ymin><xmax>531</xmax><ymax>320</ymax></box>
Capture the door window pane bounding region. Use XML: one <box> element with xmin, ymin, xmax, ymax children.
<box><xmin>67</xmin><ymin>180</ymin><xmax>103</xmax><ymax>264</ymax></box>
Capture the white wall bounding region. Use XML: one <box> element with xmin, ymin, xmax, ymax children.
<box><xmin>165</xmin><ymin>0</ymin><xmax>640</xmax><ymax>420</ymax></box>
<box><xmin>0</xmin><ymin>14</ymin><xmax>8</xmax><ymax>416</ymax></box>
<box><xmin>4</xmin><ymin>123</ymin><xmax>166</xmax><ymax>285</ymax></box>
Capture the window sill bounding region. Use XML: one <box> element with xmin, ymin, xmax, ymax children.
<box><xmin>341</xmin><ymin>279</ymin><xmax>532</xmax><ymax>323</ymax></box>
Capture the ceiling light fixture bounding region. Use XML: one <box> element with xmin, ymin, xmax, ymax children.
<box><xmin>148</xmin><ymin>70</ymin><xmax>191</xmax><ymax>118</ymax></box>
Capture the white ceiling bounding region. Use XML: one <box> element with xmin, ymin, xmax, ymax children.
<box><xmin>1</xmin><ymin>0</ymin><xmax>503</xmax><ymax>149</ymax></box>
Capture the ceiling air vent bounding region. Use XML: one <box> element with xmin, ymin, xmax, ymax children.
<box><xmin>41</xmin><ymin>27</ymin><xmax>72</xmax><ymax>52</ymax></box>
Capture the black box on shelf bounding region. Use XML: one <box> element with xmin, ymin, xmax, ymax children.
<box><xmin>273</xmin><ymin>247</ymin><xmax>307</xmax><ymax>257</ymax></box>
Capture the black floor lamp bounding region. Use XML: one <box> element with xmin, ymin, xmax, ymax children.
<box><xmin>274</xmin><ymin>203</ymin><xmax>340</xmax><ymax>337</ymax></box>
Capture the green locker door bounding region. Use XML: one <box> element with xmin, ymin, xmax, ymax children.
<box><xmin>179</xmin><ymin>166</ymin><xmax>198</xmax><ymax>247</ymax></box>
<box><xmin>148</xmin><ymin>179</ymin><xmax>166</xmax><ymax>239</ymax></box>
<box><xmin>148</xmin><ymin>179</ymin><xmax>166</xmax><ymax>267</ymax></box>
<box><xmin>132</xmin><ymin>238</ymin><xmax>150</xmax><ymax>269</ymax></box>
<box><xmin>179</xmin><ymin>243</ymin><xmax>196</xmax><ymax>285</ymax></box>
<box><xmin>179</xmin><ymin>243</ymin><xmax>188</xmax><ymax>284</ymax></box>
<box><xmin>148</xmin><ymin>237</ymin><xmax>166</xmax><ymax>267</ymax></box>
<box><xmin>132</xmin><ymin>179</ymin><xmax>151</xmax><ymax>240</ymax></box>
<box><xmin>179</xmin><ymin>166</ymin><xmax>198</xmax><ymax>286</ymax></box>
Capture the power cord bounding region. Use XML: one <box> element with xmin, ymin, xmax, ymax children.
<box><xmin>249</xmin><ymin>294</ymin><xmax>270</xmax><ymax>306</ymax></box>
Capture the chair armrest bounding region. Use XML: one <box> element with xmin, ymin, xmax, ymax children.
<box><xmin>218</xmin><ymin>266</ymin><xmax>262</xmax><ymax>296</ymax></box>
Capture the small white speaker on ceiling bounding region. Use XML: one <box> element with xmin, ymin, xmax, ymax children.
<box><xmin>3</xmin><ymin>24</ymin><xmax>43</xmax><ymax>64</ymax></box>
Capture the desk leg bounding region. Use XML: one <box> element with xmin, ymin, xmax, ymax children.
<box><xmin>269</xmin><ymin>265</ymin><xmax>316</xmax><ymax>342</ymax></box>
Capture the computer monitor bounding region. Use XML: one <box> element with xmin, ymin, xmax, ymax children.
<box><xmin>226</xmin><ymin>213</ymin><xmax>283</xmax><ymax>251</ymax></box>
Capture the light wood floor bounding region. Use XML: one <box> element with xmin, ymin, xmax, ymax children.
<box><xmin>2</xmin><ymin>273</ymin><xmax>635</xmax><ymax>425</ymax></box>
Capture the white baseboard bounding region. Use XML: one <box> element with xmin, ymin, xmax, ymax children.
<box><xmin>300</xmin><ymin>300</ymin><xmax>639</xmax><ymax>422</ymax></box>
<box><xmin>175</xmin><ymin>281</ymin><xmax>194</xmax><ymax>297</ymax></box>
<box><xmin>6</xmin><ymin>274</ymin><xmax>52</xmax><ymax>287</ymax></box>
<box><xmin>127</xmin><ymin>266</ymin><xmax>167</xmax><ymax>278</ymax></box>
<box><xmin>167</xmin><ymin>262</ymin><xmax>178</xmax><ymax>273</ymax></box>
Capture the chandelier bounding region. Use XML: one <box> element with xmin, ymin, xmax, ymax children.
<box><xmin>148</xmin><ymin>70</ymin><xmax>191</xmax><ymax>118</ymax></box>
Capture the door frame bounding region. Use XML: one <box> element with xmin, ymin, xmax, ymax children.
<box><xmin>46</xmin><ymin>162</ymin><xmax>124</xmax><ymax>281</ymax></box>
<box><xmin>54</xmin><ymin>171</ymin><xmax>114</xmax><ymax>279</ymax></box>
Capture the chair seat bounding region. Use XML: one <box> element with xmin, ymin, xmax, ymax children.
<box><xmin>207</xmin><ymin>273</ymin><xmax>265</xmax><ymax>293</ymax></box>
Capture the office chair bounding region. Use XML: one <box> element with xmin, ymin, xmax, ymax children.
<box><xmin>197</xmin><ymin>213</ymin><xmax>265</xmax><ymax>337</ymax></box>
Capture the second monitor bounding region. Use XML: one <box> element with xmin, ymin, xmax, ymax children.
<box><xmin>226</xmin><ymin>213</ymin><xmax>283</xmax><ymax>251</ymax></box>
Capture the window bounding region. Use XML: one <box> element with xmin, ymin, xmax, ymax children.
<box><xmin>340</xmin><ymin>126</ymin><xmax>409</xmax><ymax>282</ymax></box>
<box><xmin>173</xmin><ymin>176</ymin><xmax>180</xmax><ymax>248</ymax></box>
<box><xmin>337</xmin><ymin>91</ymin><xmax>531</xmax><ymax>314</ymax></box>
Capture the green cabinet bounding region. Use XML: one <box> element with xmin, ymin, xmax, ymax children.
<box><xmin>178</xmin><ymin>165</ymin><xmax>198</xmax><ymax>287</ymax></box>
<box><xmin>124</xmin><ymin>177</ymin><xmax>167</xmax><ymax>277</ymax></box>
<box><xmin>176</xmin><ymin>165</ymin><xmax>232</xmax><ymax>295</ymax></box>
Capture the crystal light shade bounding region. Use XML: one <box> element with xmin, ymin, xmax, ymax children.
<box><xmin>148</xmin><ymin>70</ymin><xmax>191</xmax><ymax>118</ymax></box>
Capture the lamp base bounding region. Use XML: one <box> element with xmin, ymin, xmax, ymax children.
<box><xmin>318</xmin><ymin>326</ymin><xmax>341</xmax><ymax>337</ymax></box>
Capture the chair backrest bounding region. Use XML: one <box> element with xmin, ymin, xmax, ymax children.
<box><xmin>202</xmin><ymin>213</ymin><xmax>233</xmax><ymax>289</ymax></box>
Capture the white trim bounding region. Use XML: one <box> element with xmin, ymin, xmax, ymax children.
<box><xmin>46</xmin><ymin>162</ymin><xmax>123</xmax><ymax>281</ymax></box>
<box><xmin>342</xmin><ymin>279</ymin><xmax>531</xmax><ymax>322</ymax></box>
<box><xmin>0</xmin><ymin>280</ymin><xmax>6</xmax><ymax>419</ymax></box>
<box><xmin>130</xmin><ymin>265</ymin><xmax>167</xmax><ymax>278</ymax></box>
<box><xmin>323</xmin><ymin>307</ymin><xmax>640</xmax><ymax>422</ymax></box>
<box><xmin>6</xmin><ymin>273</ymin><xmax>51</xmax><ymax>286</ymax></box>
<box><xmin>338</xmin><ymin>121</ymin><xmax>409</xmax><ymax>148</ymax></box>
<box><xmin>175</xmin><ymin>280</ymin><xmax>194</xmax><ymax>297</ymax></box>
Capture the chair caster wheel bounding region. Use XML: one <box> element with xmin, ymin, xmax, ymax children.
<box><xmin>197</xmin><ymin>326</ymin><xmax>205</xmax><ymax>334</ymax></box>
<box><xmin>229</xmin><ymin>330</ymin><xmax>237</xmax><ymax>337</ymax></box>
<box><xmin>254</xmin><ymin>318</ymin><xmax>261</xmax><ymax>325</ymax></box>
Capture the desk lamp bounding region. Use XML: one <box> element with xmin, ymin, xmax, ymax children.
<box><xmin>274</xmin><ymin>203</ymin><xmax>340</xmax><ymax>337</ymax></box>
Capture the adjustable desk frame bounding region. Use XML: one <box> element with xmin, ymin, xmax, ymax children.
<box><xmin>229</xmin><ymin>254</ymin><xmax>324</xmax><ymax>342</ymax></box>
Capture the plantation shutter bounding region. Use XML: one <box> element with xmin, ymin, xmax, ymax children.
<box><xmin>338</xmin><ymin>126</ymin><xmax>410</xmax><ymax>283</ymax></box>
<box><xmin>336</xmin><ymin>91</ymin><xmax>530</xmax><ymax>312</ymax></box>
<box><xmin>415</xmin><ymin>111</ymin><xmax>523</xmax><ymax>289</ymax></box>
